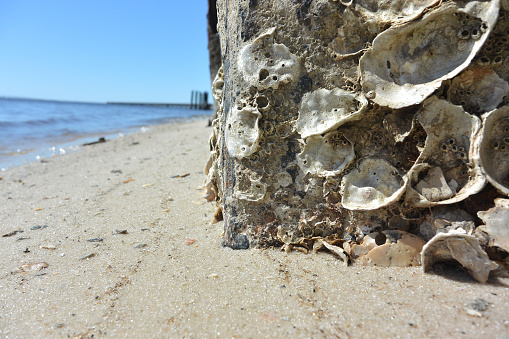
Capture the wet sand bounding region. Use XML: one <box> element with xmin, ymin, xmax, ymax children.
<box><xmin>1</xmin><ymin>118</ymin><xmax>508</xmax><ymax>338</ymax></box>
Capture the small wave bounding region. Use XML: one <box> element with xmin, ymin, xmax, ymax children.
<box><xmin>0</xmin><ymin>117</ymin><xmax>57</xmax><ymax>127</ymax></box>
<box><xmin>0</xmin><ymin>116</ymin><xmax>84</xmax><ymax>128</ymax></box>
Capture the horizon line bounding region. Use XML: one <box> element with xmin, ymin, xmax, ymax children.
<box><xmin>0</xmin><ymin>94</ymin><xmax>211</xmax><ymax>106</ymax></box>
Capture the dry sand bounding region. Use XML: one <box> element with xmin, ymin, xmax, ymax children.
<box><xmin>1</xmin><ymin>118</ymin><xmax>508</xmax><ymax>338</ymax></box>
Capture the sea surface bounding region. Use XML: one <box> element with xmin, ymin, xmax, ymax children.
<box><xmin>0</xmin><ymin>97</ymin><xmax>212</xmax><ymax>170</ymax></box>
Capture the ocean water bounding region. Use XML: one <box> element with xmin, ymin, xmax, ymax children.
<box><xmin>0</xmin><ymin>98</ymin><xmax>212</xmax><ymax>170</ymax></box>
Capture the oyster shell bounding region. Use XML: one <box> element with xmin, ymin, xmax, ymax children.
<box><xmin>225</xmin><ymin>104</ymin><xmax>262</xmax><ymax>159</ymax></box>
<box><xmin>421</xmin><ymin>231</ymin><xmax>498</xmax><ymax>282</ymax></box>
<box><xmin>360</xmin><ymin>1</ymin><xmax>500</xmax><ymax>108</ymax></box>
<box><xmin>238</xmin><ymin>27</ymin><xmax>299</xmax><ymax>90</ymax></box>
<box><xmin>478</xmin><ymin>106</ymin><xmax>509</xmax><ymax>195</ymax></box>
<box><xmin>340</xmin><ymin>158</ymin><xmax>407</xmax><ymax>210</ymax></box>
<box><xmin>297</xmin><ymin>131</ymin><xmax>355</xmax><ymax>177</ymax></box>
<box><xmin>406</xmin><ymin>97</ymin><xmax>485</xmax><ymax>206</ymax></box>
<box><xmin>296</xmin><ymin>88</ymin><xmax>368</xmax><ymax>139</ymax></box>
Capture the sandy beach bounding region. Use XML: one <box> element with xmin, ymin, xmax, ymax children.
<box><xmin>1</xmin><ymin>118</ymin><xmax>508</xmax><ymax>338</ymax></box>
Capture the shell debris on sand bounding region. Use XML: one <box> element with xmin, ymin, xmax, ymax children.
<box><xmin>185</xmin><ymin>239</ymin><xmax>197</xmax><ymax>245</ymax></box>
<box><xmin>30</xmin><ymin>225</ymin><xmax>48</xmax><ymax>230</ymax></box>
<box><xmin>464</xmin><ymin>298</ymin><xmax>490</xmax><ymax>317</ymax></box>
<box><xmin>15</xmin><ymin>262</ymin><xmax>49</xmax><ymax>273</ymax></box>
<box><xmin>421</xmin><ymin>231</ymin><xmax>498</xmax><ymax>282</ymax></box>
<box><xmin>348</xmin><ymin>231</ymin><xmax>425</xmax><ymax>267</ymax></box>
<box><xmin>79</xmin><ymin>253</ymin><xmax>96</xmax><ymax>260</ymax></box>
<box><xmin>2</xmin><ymin>230</ymin><xmax>23</xmax><ymax>237</ymax></box>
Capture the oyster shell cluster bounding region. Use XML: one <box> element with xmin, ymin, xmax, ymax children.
<box><xmin>209</xmin><ymin>0</ymin><xmax>509</xmax><ymax>281</ymax></box>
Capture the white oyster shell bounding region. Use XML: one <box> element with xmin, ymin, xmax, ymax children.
<box><xmin>296</xmin><ymin>88</ymin><xmax>368</xmax><ymax>139</ymax></box>
<box><xmin>225</xmin><ymin>104</ymin><xmax>261</xmax><ymax>159</ymax></box>
<box><xmin>478</xmin><ymin>198</ymin><xmax>509</xmax><ymax>253</ymax></box>
<box><xmin>238</xmin><ymin>27</ymin><xmax>299</xmax><ymax>90</ymax></box>
<box><xmin>421</xmin><ymin>231</ymin><xmax>498</xmax><ymax>283</ymax></box>
<box><xmin>351</xmin><ymin>230</ymin><xmax>425</xmax><ymax>267</ymax></box>
<box><xmin>360</xmin><ymin>0</ymin><xmax>500</xmax><ymax>108</ymax></box>
<box><xmin>297</xmin><ymin>131</ymin><xmax>355</xmax><ymax>177</ymax></box>
<box><xmin>406</xmin><ymin>97</ymin><xmax>485</xmax><ymax>207</ymax></box>
<box><xmin>340</xmin><ymin>158</ymin><xmax>407</xmax><ymax>210</ymax></box>
<box><xmin>479</xmin><ymin>106</ymin><xmax>509</xmax><ymax>195</ymax></box>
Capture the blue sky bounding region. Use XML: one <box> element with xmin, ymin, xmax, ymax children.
<box><xmin>0</xmin><ymin>1</ymin><xmax>212</xmax><ymax>103</ymax></box>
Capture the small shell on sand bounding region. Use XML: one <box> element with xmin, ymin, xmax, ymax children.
<box><xmin>17</xmin><ymin>262</ymin><xmax>49</xmax><ymax>272</ymax></box>
<box><xmin>79</xmin><ymin>253</ymin><xmax>96</xmax><ymax>260</ymax></box>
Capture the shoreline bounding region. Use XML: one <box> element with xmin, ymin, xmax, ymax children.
<box><xmin>1</xmin><ymin>117</ymin><xmax>508</xmax><ymax>338</ymax></box>
<box><xmin>0</xmin><ymin>113</ymin><xmax>211</xmax><ymax>171</ymax></box>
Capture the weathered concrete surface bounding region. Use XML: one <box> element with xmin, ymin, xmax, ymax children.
<box><xmin>206</xmin><ymin>0</ymin><xmax>509</xmax><ymax>281</ymax></box>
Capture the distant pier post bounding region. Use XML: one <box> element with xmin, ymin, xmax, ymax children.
<box><xmin>189</xmin><ymin>90</ymin><xmax>211</xmax><ymax>109</ymax></box>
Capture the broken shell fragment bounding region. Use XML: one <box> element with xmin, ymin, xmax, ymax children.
<box><xmin>18</xmin><ymin>262</ymin><xmax>49</xmax><ymax>272</ymax></box>
<box><xmin>340</xmin><ymin>158</ymin><xmax>407</xmax><ymax>210</ymax></box>
<box><xmin>359</xmin><ymin>1</ymin><xmax>499</xmax><ymax>108</ymax></box>
<box><xmin>352</xmin><ymin>230</ymin><xmax>425</xmax><ymax>267</ymax></box>
<box><xmin>313</xmin><ymin>238</ymin><xmax>348</xmax><ymax>267</ymax></box>
<box><xmin>406</xmin><ymin>97</ymin><xmax>485</xmax><ymax>206</ymax></box>
<box><xmin>225</xmin><ymin>105</ymin><xmax>262</xmax><ymax>159</ymax></box>
<box><xmin>478</xmin><ymin>198</ymin><xmax>509</xmax><ymax>253</ymax></box>
<box><xmin>297</xmin><ymin>131</ymin><xmax>355</xmax><ymax>177</ymax></box>
<box><xmin>238</xmin><ymin>27</ymin><xmax>299</xmax><ymax>90</ymax></box>
<box><xmin>296</xmin><ymin>88</ymin><xmax>368</xmax><ymax>139</ymax></box>
<box><xmin>421</xmin><ymin>231</ymin><xmax>498</xmax><ymax>282</ymax></box>
<box><xmin>412</xmin><ymin>165</ymin><xmax>456</xmax><ymax>202</ymax></box>
<box><xmin>479</xmin><ymin>106</ymin><xmax>509</xmax><ymax>195</ymax></box>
